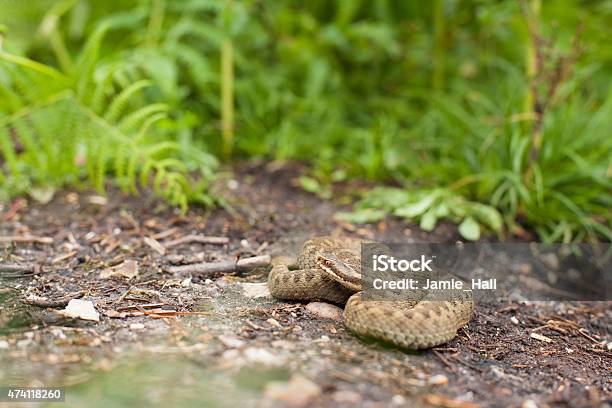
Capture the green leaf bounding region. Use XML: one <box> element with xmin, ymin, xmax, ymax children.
<box><xmin>420</xmin><ymin>209</ymin><xmax>438</xmax><ymax>231</ymax></box>
<box><xmin>458</xmin><ymin>217</ymin><xmax>480</xmax><ymax>241</ymax></box>
<box><xmin>336</xmin><ymin>209</ymin><xmax>386</xmax><ymax>224</ymax></box>
<box><xmin>299</xmin><ymin>176</ymin><xmax>331</xmax><ymax>199</ymax></box>
<box><xmin>468</xmin><ymin>203</ymin><xmax>503</xmax><ymax>232</ymax></box>
<box><xmin>394</xmin><ymin>191</ymin><xmax>440</xmax><ymax>219</ymax></box>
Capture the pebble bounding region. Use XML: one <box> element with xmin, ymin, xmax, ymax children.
<box><xmin>219</xmin><ymin>335</ymin><xmax>245</xmax><ymax>349</ymax></box>
<box><xmin>305</xmin><ymin>302</ymin><xmax>343</xmax><ymax>321</ymax></box>
<box><xmin>331</xmin><ymin>390</ymin><xmax>361</xmax><ymax>404</ymax></box>
<box><xmin>240</xmin><ymin>282</ymin><xmax>271</xmax><ymax>299</ymax></box>
<box><xmin>490</xmin><ymin>366</ymin><xmax>505</xmax><ymax>379</ymax></box>
<box><xmin>0</xmin><ymin>340</ymin><xmax>9</xmax><ymax>349</ymax></box>
<box><xmin>243</xmin><ymin>347</ymin><xmax>283</xmax><ymax>367</ymax></box>
<box><xmin>428</xmin><ymin>374</ymin><xmax>449</xmax><ymax>385</ymax></box>
<box><xmin>522</xmin><ymin>400</ymin><xmax>538</xmax><ymax>408</ymax></box>
<box><xmin>391</xmin><ymin>395</ymin><xmax>406</xmax><ymax>406</ymax></box>
<box><xmin>129</xmin><ymin>323</ymin><xmax>145</xmax><ymax>330</ymax></box>
<box><xmin>262</xmin><ymin>374</ymin><xmax>321</xmax><ymax>407</ymax></box>
<box><xmin>510</xmin><ymin>316</ymin><xmax>519</xmax><ymax>325</ymax></box>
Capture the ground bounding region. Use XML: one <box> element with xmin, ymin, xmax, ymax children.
<box><xmin>0</xmin><ymin>162</ymin><xmax>610</xmax><ymax>408</ymax></box>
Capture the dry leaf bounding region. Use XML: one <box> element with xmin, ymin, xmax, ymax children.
<box><xmin>143</xmin><ymin>237</ymin><xmax>166</xmax><ymax>255</ymax></box>
<box><xmin>100</xmin><ymin>260</ymin><xmax>139</xmax><ymax>279</ymax></box>
<box><xmin>58</xmin><ymin>299</ymin><xmax>100</xmax><ymax>322</ymax></box>
<box><xmin>530</xmin><ymin>332</ymin><xmax>553</xmax><ymax>343</ymax></box>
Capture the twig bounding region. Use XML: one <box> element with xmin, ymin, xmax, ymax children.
<box><xmin>0</xmin><ymin>264</ymin><xmax>37</xmax><ymax>273</ymax></box>
<box><xmin>432</xmin><ymin>349</ymin><xmax>455</xmax><ymax>372</ymax></box>
<box><xmin>51</xmin><ymin>251</ymin><xmax>78</xmax><ymax>264</ymax></box>
<box><xmin>117</xmin><ymin>303</ymin><xmax>165</xmax><ymax>311</ymax></box>
<box><xmin>0</xmin><ymin>235</ymin><xmax>54</xmax><ymax>245</ymax></box>
<box><xmin>165</xmin><ymin>254</ymin><xmax>270</xmax><ymax>275</ymax></box>
<box><xmin>163</xmin><ymin>234</ymin><xmax>229</xmax><ymax>248</ymax></box>
<box><xmin>24</xmin><ymin>291</ymin><xmax>84</xmax><ymax>308</ymax></box>
<box><xmin>151</xmin><ymin>228</ymin><xmax>178</xmax><ymax>240</ymax></box>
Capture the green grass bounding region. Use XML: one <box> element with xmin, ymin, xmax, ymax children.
<box><xmin>0</xmin><ymin>0</ymin><xmax>610</xmax><ymax>242</ymax></box>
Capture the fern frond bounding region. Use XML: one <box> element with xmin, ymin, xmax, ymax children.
<box><xmin>103</xmin><ymin>79</ymin><xmax>152</xmax><ymax>123</ymax></box>
<box><xmin>119</xmin><ymin>103</ymin><xmax>168</xmax><ymax>133</ymax></box>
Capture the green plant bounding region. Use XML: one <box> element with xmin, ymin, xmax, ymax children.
<box><xmin>338</xmin><ymin>187</ymin><xmax>503</xmax><ymax>241</ymax></box>
<box><xmin>0</xmin><ymin>3</ymin><xmax>217</xmax><ymax>209</ymax></box>
<box><xmin>0</xmin><ymin>0</ymin><xmax>609</xmax><ymax>242</ymax></box>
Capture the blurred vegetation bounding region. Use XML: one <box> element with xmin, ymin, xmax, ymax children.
<box><xmin>0</xmin><ymin>0</ymin><xmax>610</xmax><ymax>241</ymax></box>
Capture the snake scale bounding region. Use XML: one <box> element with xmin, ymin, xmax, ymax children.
<box><xmin>267</xmin><ymin>237</ymin><xmax>474</xmax><ymax>349</ymax></box>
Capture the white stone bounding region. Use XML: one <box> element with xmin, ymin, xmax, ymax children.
<box><xmin>305</xmin><ymin>302</ymin><xmax>342</xmax><ymax>321</ymax></box>
<box><xmin>243</xmin><ymin>347</ymin><xmax>282</xmax><ymax>366</ymax></box>
<box><xmin>262</xmin><ymin>375</ymin><xmax>321</xmax><ymax>407</ymax></box>
<box><xmin>240</xmin><ymin>282</ymin><xmax>270</xmax><ymax>299</ymax></box>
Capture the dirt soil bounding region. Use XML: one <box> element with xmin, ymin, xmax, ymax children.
<box><xmin>0</xmin><ymin>162</ymin><xmax>610</xmax><ymax>408</ymax></box>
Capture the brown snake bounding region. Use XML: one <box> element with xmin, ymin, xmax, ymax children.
<box><xmin>267</xmin><ymin>237</ymin><xmax>474</xmax><ymax>349</ymax></box>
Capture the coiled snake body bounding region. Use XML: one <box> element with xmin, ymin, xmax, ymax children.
<box><xmin>268</xmin><ymin>237</ymin><xmax>474</xmax><ymax>349</ymax></box>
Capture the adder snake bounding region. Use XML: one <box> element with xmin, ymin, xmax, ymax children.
<box><xmin>267</xmin><ymin>237</ymin><xmax>474</xmax><ymax>349</ymax></box>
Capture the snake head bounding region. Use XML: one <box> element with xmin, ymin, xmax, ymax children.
<box><xmin>316</xmin><ymin>251</ymin><xmax>361</xmax><ymax>291</ymax></box>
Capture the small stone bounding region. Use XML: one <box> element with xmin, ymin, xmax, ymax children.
<box><xmin>332</xmin><ymin>390</ymin><xmax>361</xmax><ymax>404</ymax></box>
<box><xmin>227</xmin><ymin>179</ymin><xmax>239</xmax><ymax>190</ymax></box>
<box><xmin>541</xmin><ymin>253</ymin><xmax>559</xmax><ymax>270</ymax></box>
<box><xmin>219</xmin><ymin>335</ymin><xmax>245</xmax><ymax>349</ymax></box>
<box><xmin>565</xmin><ymin>347</ymin><xmax>574</xmax><ymax>354</ymax></box>
<box><xmin>522</xmin><ymin>400</ymin><xmax>538</xmax><ymax>408</ymax></box>
<box><xmin>240</xmin><ymin>282</ymin><xmax>270</xmax><ymax>299</ymax></box>
<box><xmin>391</xmin><ymin>395</ymin><xmax>406</xmax><ymax>406</ymax></box>
<box><xmin>490</xmin><ymin>366</ymin><xmax>505</xmax><ymax>379</ymax></box>
<box><xmin>510</xmin><ymin>316</ymin><xmax>519</xmax><ymax>325</ymax></box>
<box><xmin>0</xmin><ymin>340</ymin><xmax>9</xmax><ymax>349</ymax></box>
<box><xmin>305</xmin><ymin>302</ymin><xmax>342</xmax><ymax>321</ymax></box>
<box><xmin>129</xmin><ymin>323</ymin><xmax>145</xmax><ymax>330</ymax></box>
<box><xmin>263</xmin><ymin>374</ymin><xmax>321</xmax><ymax>407</ymax></box>
<box><xmin>266</xmin><ymin>318</ymin><xmax>281</xmax><ymax>328</ymax></box>
<box><xmin>607</xmin><ymin>342</ymin><xmax>612</xmax><ymax>351</ymax></box>
<box><xmin>243</xmin><ymin>348</ymin><xmax>282</xmax><ymax>367</ymax></box>
<box><xmin>428</xmin><ymin>374</ymin><xmax>449</xmax><ymax>385</ymax></box>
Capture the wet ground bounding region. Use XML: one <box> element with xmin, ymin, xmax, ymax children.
<box><xmin>0</xmin><ymin>162</ymin><xmax>610</xmax><ymax>408</ymax></box>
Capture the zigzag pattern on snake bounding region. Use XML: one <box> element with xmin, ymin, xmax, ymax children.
<box><xmin>267</xmin><ymin>237</ymin><xmax>474</xmax><ymax>349</ymax></box>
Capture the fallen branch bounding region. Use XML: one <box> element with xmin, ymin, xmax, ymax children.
<box><xmin>0</xmin><ymin>264</ymin><xmax>37</xmax><ymax>273</ymax></box>
<box><xmin>163</xmin><ymin>234</ymin><xmax>229</xmax><ymax>248</ymax></box>
<box><xmin>24</xmin><ymin>291</ymin><xmax>84</xmax><ymax>308</ymax></box>
<box><xmin>0</xmin><ymin>235</ymin><xmax>54</xmax><ymax>245</ymax></box>
<box><xmin>164</xmin><ymin>255</ymin><xmax>271</xmax><ymax>275</ymax></box>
